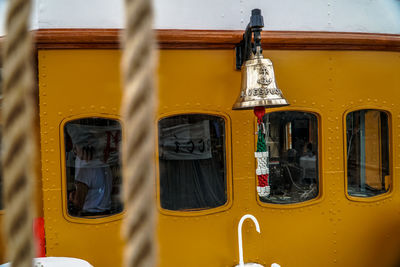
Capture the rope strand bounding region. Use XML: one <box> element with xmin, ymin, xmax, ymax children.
<box><xmin>121</xmin><ymin>0</ymin><xmax>157</xmax><ymax>266</ymax></box>
<box><xmin>2</xmin><ymin>0</ymin><xmax>36</xmax><ymax>266</ymax></box>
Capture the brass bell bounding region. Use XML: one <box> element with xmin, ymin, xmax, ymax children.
<box><xmin>233</xmin><ymin>47</ymin><xmax>289</xmax><ymax>110</ymax></box>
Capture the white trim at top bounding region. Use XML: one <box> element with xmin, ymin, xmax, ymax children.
<box><xmin>1</xmin><ymin>0</ymin><xmax>400</xmax><ymax>37</ymax></box>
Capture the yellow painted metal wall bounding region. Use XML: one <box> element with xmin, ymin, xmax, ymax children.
<box><xmin>38</xmin><ymin>50</ymin><xmax>124</xmax><ymax>267</ymax></box>
<box><xmin>38</xmin><ymin>49</ymin><xmax>400</xmax><ymax>267</ymax></box>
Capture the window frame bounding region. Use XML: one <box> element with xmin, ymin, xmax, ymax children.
<box><xmin>343</xmin><ymin>108</ymin><xmax>393</xmax><ymax>202</ymax></box>
<box><xmin>256</xmin><ymin>108</ymin><xmax>324</xmax><ymax>209</ymax></box>
<box><xmin>156</xmin><ymin>111</ymin><xmax>233</xmax><ymax>216</ymax></box>
<box><xmin>60</xmin><ymin>113</ymin><xmax>124</xmax><ymax>224</ymax></box>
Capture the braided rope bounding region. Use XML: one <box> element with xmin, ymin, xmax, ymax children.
<box><xmin>121</xmin><ymin>0</ymin><xmax>157</xmax><ymax>266</ymax></box>
<box><xmin>1</xmin><ymin>0</ymin><xmax>36</xmax><ymax>266</ymax></box>
<box><xmin>256</xmin><ymin>126</ymin><xmax>266</xmax><ymax>152</ymax></box>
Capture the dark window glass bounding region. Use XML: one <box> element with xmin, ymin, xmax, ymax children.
<box><xmin>260</xmin><ymin>111</ymin><xmax>319</xmax><ymax>204</ymax></box>
<box><xmin>346</xmin><ymin>110</ymin><xmax>390</xmax><ymax>197</ymax></box>
<box><xmin>65</xmin><ymin>118</ymin><xmax>123</xmax><ymax>218</ymax></box>
<box><xmin>158</xmin><ymin>114</ymin><xmax>227</xmax><ymax>211</ymax></box>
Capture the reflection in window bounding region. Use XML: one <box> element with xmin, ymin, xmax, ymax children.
<box><xmin>158</xmin><ymin>114</ymin><xmax>227</xmax><ymax>211</ymax></box>
<box><xmin>65</xmin><ymin>118</ymin><xmax>123</xmax><ymax>217</ymax></box>
<box><xmin>346</xmin><ymin>110</ymin><xmax>390</xmax><ymax>197</ymax></box>
<box><xmin>261</xmin><ymin>111</ymin><xmax>319</xmax><ymax>204</ymax></box>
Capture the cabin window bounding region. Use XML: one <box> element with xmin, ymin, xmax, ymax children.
<box><xmin>260</xmin><ymin>111</ymin><xmax>319</xmax><ymax>204</ymax></box>
<box><xmin>64</xmin><ymin>118</ymin><xmax>123</xmax><ymax>218</ymax></box>
<box><xmin>346</xmin><ymin>110</ymin><xmax>390</xmax><ymax>198</ymax></box>
<box><xmin>158</xmin><ymin>114</ymin><xmax>227</xmax><ymax>211</ymax></box>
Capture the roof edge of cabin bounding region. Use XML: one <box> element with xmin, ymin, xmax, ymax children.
<box><xmin>1</xmin><ymin>29</ymin><xmax>400</xmax><ymax>51</ymax></box>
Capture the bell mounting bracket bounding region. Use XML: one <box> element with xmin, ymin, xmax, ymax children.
<box><xmin>235</xmin><ymin>9</ymin><xmax>264</xmax><ymax>70</ymax></box>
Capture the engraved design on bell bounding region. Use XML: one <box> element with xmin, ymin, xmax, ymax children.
<box><xmin>257</xmin><ymin>65</ymin><xmax>272</xmax><ymax>86</ymax></box>
<box><xmin>232</xmin><ymin>57</ymin><xmax>290</xmax><ymax>109</ymax></box>
<box><xmin>247</xmin><ymin>88</ymin><xmax>281</xmax><ymax>97</ymax></box>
